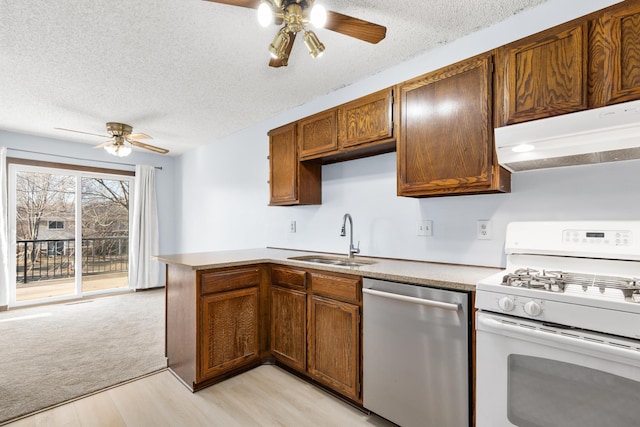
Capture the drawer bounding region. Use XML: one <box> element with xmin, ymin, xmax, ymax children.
<box><xmin>271</xmin><ymin>266</ymin><xmax>307</xmax><ymax>290</ymax></box>
<box><xmin>310</xmin><ymin>272</ymin><xmax>361</xmax><ymax>304</ymax></box>
<box><xmin>200</xmin><ymin>267</ymin><xmax>261</xmax><ymax>295</ymax></box>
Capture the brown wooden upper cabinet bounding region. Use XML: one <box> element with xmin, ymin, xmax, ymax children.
<box><xmin>599</xmin><ymin>1</ymin><xmax>640</xmax><ymax>105</ymax></box>
<box><xmin>268</xmin><ymin>122</ymin><xmax>321</xmax><ymax>206</ymax></box>
<box><xmin>397</xmin><ymin>53</ymin><xmax>510</xmax><ymax>197</ymax></box>
<box><xmin>298</xmin><ymin>109</ymin><xmax>338</xmax><ymax>160</ymax></box>
<box><xmin>497</xmin><ymin>1</ymin><xmax>640</xmax><ymax>124</ymax></box>
<box><xmin>338</xmin><ymin>88</ymin><xmax>394</xmax><ymax>150</ymax></box>
<box><xmin>495</xmin><ymin>22</ymin><xmax>588</xmax><ymax>126</ymax></box>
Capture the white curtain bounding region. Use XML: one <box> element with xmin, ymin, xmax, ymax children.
<box><xmin>129</xmin><ymin>164</ymin><xmax>160</xmax><ymax>290</ymax></box>
<box><xmin>0</xmin><ymin>147</ymin><xmax>9</xmax><ymax>306</ymax></box>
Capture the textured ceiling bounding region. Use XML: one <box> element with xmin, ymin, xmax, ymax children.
<box><xmin>0</xmin><ymin>0</ymin><xmax>548</xmax><ymax>156</ymax></box>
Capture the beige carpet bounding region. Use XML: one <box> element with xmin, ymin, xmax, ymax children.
<box><xmin>0</xmin><ymin>289</ymin><xmax>167</xmax><ymax>424</ymax></box>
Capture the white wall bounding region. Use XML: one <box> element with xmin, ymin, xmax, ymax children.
<box><xmin>175</xmin><ymin>125</ymin><xmax>269</xmax><ymax>252</ymax></box>
<box><xmin>0</xmin><ymin>130</ymin><xmax>177</xmax><ymax>305</ymax></box>
<box><xmin>177</xmin><ymin>0</ymin><xmax>631</xmax><ymax>268</ymax></box>
<box><xmin>268</xmin><ymin>153</ymin><xmax>640</xmax><ymax>268</ymax></box>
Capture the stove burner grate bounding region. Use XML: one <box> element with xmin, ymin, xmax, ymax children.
<box><xmin>503</xmin><ymin>269</ymin><xmax>567</xmax><ymax>292</ymax></box>
<box><xmin>501</xmin><ymin>269</ymin><xmax>640</xmax><ymax>301</ymax></box>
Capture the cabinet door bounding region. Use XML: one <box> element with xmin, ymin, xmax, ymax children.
<box><xmin>497</xmin><ymin>23</ymin><xmax>588</xmax><ymax>125</ymax></box>
<box><xmin>338</xmin><ymin>89</ymin><xmax>393</xmax><ymax>149</ymax></box>
<box><xmin>271</xmin><ymin>285</ymin><xmax>307</xmax><ymax>372</ymax></box>
<box><xmin>269</xmin><ymin>122</ymin><xmax>321</xmax><ymax>206</ymax></box>
<box><xmin>199</xmin><ymin>287</ymin><xmax>260</xmax><ymax>381</ymax></box>
<box><xmin>602</xmin><ymin>2</ymin><xmax>640</xmax><ymax>105</ymax></box>
<box><xmin>269</xmin><ymin>123</ymin><xmax>298</xmax><ymax>205</ymax></box>
<box><xmin>299</xmin><ymin>109</ymin><xmax>338</xmax><ymax>159</ymax></box>
<box><xmin>308</xmin><ymin>294</ymin><xmax>360</xmax><ymax>401</ymax></box>
<box><xmin>397</xmin><ymin>54</ymin><xmax>504</xmax><ymax>196</ymax></box>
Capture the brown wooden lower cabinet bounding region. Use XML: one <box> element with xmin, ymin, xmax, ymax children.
<box><xmin>166</xmin><ymin>264</ymin><xmax>263</xmax><ymax>391</ymax></box>
<box><xmin>269</xmin><ymin>266</ymin><xmax>362</xmax><ymax>403</ymax></box>
<box><xmin>308</xmin><ymin>294</ymin><xmax>361</xmax><ymax>401</ymax></box>
<box><xmin>199</xmin><ymin>287</ymin><xmax>260</xmax><ymax>381</ymax></box>
<box><xmin>167</xmin><ymin>263</ymin><xmax>362</xmax><ymax>403</ymax></box>
<box><xmin>307</xmin><ymin>271</ymin><xmax>362</xmax><ymax>402</ymax></box>
<box><xmin>271</xmin><ymin>285</ymin><xmax>307</xmax><ymax>372</ymax></box>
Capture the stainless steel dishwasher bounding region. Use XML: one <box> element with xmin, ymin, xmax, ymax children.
<box><xmin>363</xmin><ymin>278</ymin><xmax>470</xmax><ymax>427</ymax></box>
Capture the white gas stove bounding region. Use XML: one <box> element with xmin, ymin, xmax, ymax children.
<box><xmin>476</xmin><ymin>221</ymin><xmax>640</xmax><ymax>339</ymax></box>
<box><xmin>475</xmin><ymin>221</ymin><xmax>640</xmax><ymax>427</ymax></box>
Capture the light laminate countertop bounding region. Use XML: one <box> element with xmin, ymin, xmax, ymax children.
<box><xmin>155</xmin><ymin>248</ymin><xmax>502</xmax><ymax>292</ymax></box>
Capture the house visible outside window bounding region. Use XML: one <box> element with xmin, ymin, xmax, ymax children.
<box><xmin>48</xmin><ymin>220</ymin><xmax>64</xmax><ymax>230</ymax></box>
<box><xmin>47</xmin><ymin>240</ymin><xmax>65</xmax><ymax>256</ymax></box>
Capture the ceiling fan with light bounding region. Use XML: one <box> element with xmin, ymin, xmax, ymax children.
<box><xmin>204</xmin><ymin>0</ymin><xmax>387</xmax><ymax>67</ymax></box>
<box><xmin>55</xmin><ymin>122</ymin><xmax>169</xmax><ymax>157</ymax></box>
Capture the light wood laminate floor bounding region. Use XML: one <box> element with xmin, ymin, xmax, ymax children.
<box><xmin>5</xmin><ymin>365</ymin><xmax>397</xmax><ymax>427</ymax></box>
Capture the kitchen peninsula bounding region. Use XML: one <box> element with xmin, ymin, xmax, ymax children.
<box><xmin>157</xmin><ymin>248</ymin><xmax>499</xmax><ymax>406</ymax></box>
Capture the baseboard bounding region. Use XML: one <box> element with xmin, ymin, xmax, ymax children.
<box><xmin>134</xmin><ymin>286</ymin><xmax>166</xmax><ymax>292</ymax></box>
<box><xmin>0</xmin><ymin>305</ymin><xmax>7</xmax><ymax>312</ymax></box>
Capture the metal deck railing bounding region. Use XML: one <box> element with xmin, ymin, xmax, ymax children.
<box><xmin>16</xmin><ymin>237</ymin><xmax>129</xmax><ymax>284</ymax></box>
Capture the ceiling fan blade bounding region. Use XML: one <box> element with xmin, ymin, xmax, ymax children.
<box><xmin>324</xmin><ymin>11</ymin><xmax>386</xmax><ymax>44</ymax></box>
<box><xmin>128</xmin><ymin>140</ymin><xmax>169</xmax><ymax>154</ymax></box>
<box><xmin>269</xmin><ymin>32</ymin><xmax>296</xmax><ymax>68</ymax></box>
<box><xmin>93</xmin><ymin>140</ymin><xmax>114</xmax><ymax>149</ymax></box>
<box><xmin>202</xmin><ymin>0</ymin><xmax>260</xmax><ymax>9</ymax></box>
<box><xmin>127</xmin><ymin>133</ymin><xmax>152</xmax><ymax>140</ymax></box>
<box><xmin>55</xmin><ymin>127</ymin><xmax>110</xmax><ymax>138</ymax></box>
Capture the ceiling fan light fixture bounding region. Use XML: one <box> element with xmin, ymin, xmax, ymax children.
<box><xmin>303</xmin><ymin>30</ymin><xmax>325</xmax><ymax>58</ymax></box>
<box><xmin>104</xmin><ymin>142</ymin><xmax>132</xmax><ymax>157</ymax></box>
<box><xmin>309</xmin><ymin>4</ymin><xmax>327</xmax><ymax>28</ymax></box>
<box><xmin>257</xmin><ymin>2</ymin><xmax>273</xmax><ymax>27</ymax></box>
<box><xmin>268</xmin><ymin>27</ymin><xmax>290</xmax><ymax>59</ymax></box>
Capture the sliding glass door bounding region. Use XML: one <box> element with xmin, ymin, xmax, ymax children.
<box><xmin>81</xmin><ymin>176</ymin><xmax>130</xmax><ymax>293</ymax></box>
<box><xmin>8</xmin><ymin>163</ymin><xmax>133</xmax><ymax>306</ymax></box>
<box><xmin>12</xmin><ymin>169</ymin><xmax>77</xmax><ymax>302</ymax></box>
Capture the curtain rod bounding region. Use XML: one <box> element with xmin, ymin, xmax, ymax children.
<box><xmin>6</xmin><ymin>148</ymin><xmax>163</xmax><ymax>170</ymax></box>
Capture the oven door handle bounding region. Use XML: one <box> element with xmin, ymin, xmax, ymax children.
<box><xmin>478</xmin><ymin>315</ymin><xmax>640</xmax><ymax>362</ymax></box>
<box><xmin>363</xmin><ymin>288</ymin><xmax>461</xmax><ymax>311</ymax></box>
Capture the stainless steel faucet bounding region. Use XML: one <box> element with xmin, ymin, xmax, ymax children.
<box><xmin>340</xmin><ymin>213</ymin><xmax>360</xmax><ymax>258</ymax></box>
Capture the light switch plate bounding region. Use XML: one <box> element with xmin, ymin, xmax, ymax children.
<box><xmin>417</xmin><ymin>220</ymin><xmax>433</xmax><ymax>236</ymax></box>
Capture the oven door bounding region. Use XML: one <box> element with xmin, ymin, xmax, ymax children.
<box><xmin>476</xmin><ymin>311</ymin><xmax>640</xmax><ymax>427</ymax></box>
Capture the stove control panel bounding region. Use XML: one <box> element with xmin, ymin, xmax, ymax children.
<box><xmin>506</xmin><ymin>221</ymin><xmax>640</xmax><ymax>261</ymax></box>
<box><xmin>493</xmin><ymin>295</ymin><xmax>545</xmax><ymax>318</ymax></box>
<box><xmin>562</xmin><ymin>229</ymin><xmax>632</xmax><ymax>247</ymax></box>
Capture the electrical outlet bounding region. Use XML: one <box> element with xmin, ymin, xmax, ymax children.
<box><xmin>477</xmin><ymin>220</ymin><xmax>492</xmax><ymax>240</ymax></box>
<box><xmin>417</xmin><ymin>220</ymin><xmax>433</xmax><ymax>236</ymax></box>
<box><xmin>290</xmin><ymin>220</ymin><xmax>296</xmax><ymax>233</ymax></box>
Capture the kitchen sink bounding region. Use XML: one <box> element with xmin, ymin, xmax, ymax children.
<box><xmin>288</xmin><ymin>255</ymin><xmax>376</xmax><ymax>267</ymax></box>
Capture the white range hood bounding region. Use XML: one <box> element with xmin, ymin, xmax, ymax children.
<box><xmin>495</xmin><ymin>99</ymin><xmax>640</xmax><ymax>172</ymax></box>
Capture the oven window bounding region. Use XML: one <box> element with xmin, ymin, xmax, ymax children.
<box><xmin>508</xmin><ymin>355</ymin><xmax>640</xmax><ymax>427</ymax></box>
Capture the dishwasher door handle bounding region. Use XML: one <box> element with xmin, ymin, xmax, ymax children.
<box><xmin>363</xmin><ymin>288</ymin><xmax>461</xmax><ymax>311</ymax></box>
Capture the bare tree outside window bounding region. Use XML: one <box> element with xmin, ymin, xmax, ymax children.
<box><xmin>81</xmin><ymin>178</ymin><xmax>130</xmax><ymax>273</ymax></box>
<box><xmin>15</xmin><ymin>172</ymin><xmax>75</xmax><ymax>279</ymax></box>
<box><xmin>82</xmin><ymin>178</ymin><xmax>129</xmax><ymax>238</ymax></box>
<box><xmin>14</xmin><ymin>170</ymin><xmax>131</xmax><ymax>295</ymax></box>
<box><xmin>15</xmin><ymin>172</ymin><xmax>75</xmax><ymax>242</ymax></box>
